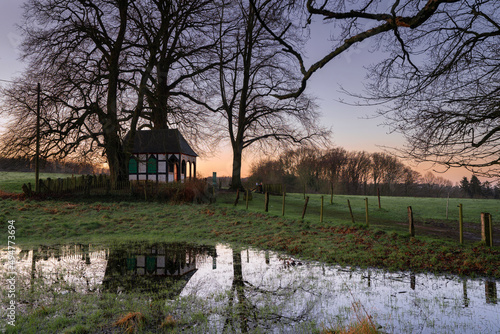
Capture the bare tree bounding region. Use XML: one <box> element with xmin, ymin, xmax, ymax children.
<box><xmin>127</xmin><ymin>0</ymin><xmax>222</xmax><ymax>130</ymax></box>
<box><xmin>341</xmin><ymin>151</ymin><xmax>371</xmax><ymax>194</ymax></box>
<box><xmin>0</xmin><ymin>0</ymin><xmax>138</xmax><ymax>183</ymax></box>
<box><xmin>1</xmin><ymin>0</ymin><xmax>226</xmax><ymax>184</ymax></box>
<box><xmin>209</xmin><ymin>0</ymin><xmax>329</xmax><ymax>190</ymax></box>
<box><xmin>252</xmin><ymin>0</ymin><xmax>461</xmax><ymax>99</ymax></box>
<box><xmin>366</xmin><ymin>1</ymin><xmax>500</xmax><ymax>177</ymax></box>
<box><xmin>321</xmin><ymin>147</ymin><xmax>348</xmax><ymax>194</ymax></box>
<box><xmin>259</xmin><ymin>0</ymin><xmax>499</xmax><ymax>176</ymax></box>
<box><xmin>421</xmin><ymin>172</ymin><xmax>453</xmax><ymax>197</ymax></box>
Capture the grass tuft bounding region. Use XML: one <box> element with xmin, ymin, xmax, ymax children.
<box><xmin>322</xmin><ymin>302</ymin><xmax>380</xmax><ymax>334</ymax></box>
<box><xmin>113</xmin><ymin>312</ymin><xmax>145</xmax><ymax>333</ymax></box>
<box><xmin>160</xmin><ymin>315</ymin><xmax>177</xmax><ymax>329</ymax></box>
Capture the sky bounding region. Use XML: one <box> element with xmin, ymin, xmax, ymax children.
<box><xmin>0</xmin><ymin>1</ymin><xmax>477</xmax><ymax>184</ymax></box>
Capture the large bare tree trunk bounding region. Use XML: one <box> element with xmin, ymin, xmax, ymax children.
<box><xmin>231</xmin><ymin>143</ymin><xmax>243</xmax><ymax>190</ymax></box>
<box><xmin>105</xmin><ymin>133</ymin><xmax>128</xmax><ymax>184</ymax></box>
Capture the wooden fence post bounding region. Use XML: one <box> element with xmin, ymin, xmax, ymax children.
<box><xmin>330</xmin><ymin>183</ymin><xmax>334</xmax><ymax>205</ymax></box>
<box><xmin>458</xmin><ymin>204</ymin><xmax>463</xmax><ymax>244</ymax></box>
<box><xmin>489</xmin><ymin>214</ymin><xmax>493</xmax><ymax>247</ymax></box>
<box><xmin>282</xmin><ymin>191</ymin><xmax>285</xmax><ymax>216</ymax></box>
<box><xmin>408</xmin><ymin>206</ymin><xmax>415</xmax><ymax>237</ymax></box>
<box><xmin>301</xmin><ymin>196</ymin><xmax>309</xmax><ymax>220</ymax></box>
<box><xmin>377</xmin><ymin>188</ymin><xmax>381</xmax><ymax>209</ymax></box>
<box><xmin>481</xmin><ymin>212</ymin><xmax>492</xmax><ymax>247</ymax></box>
<box><xmin>265</xmin><ymin>192</ymin><xmax>269</xmax><ymax>212</ymax></box>
<box><xmin>365</xmin><ymin>198</ymin><xmax>369</xmax><ymax>227</ymax></box>
<box><xmin>347</xmin><ymin>199</ymin><xmax>355</xmax><ymax>224</ymax></box>
<box><xmin>320</xmin><ymin>196</ymin><xmax>324</xmax><ymax>223</ymax></box>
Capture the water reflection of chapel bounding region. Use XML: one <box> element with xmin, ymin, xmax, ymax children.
<box><xmin>126</xmin><ymin>129</ymin><xmax>197</xmax><ymax>182</ymax></box>
<box><xmin>102</xmin><ymin>242</ymin><xmax>216</xmax><ymax>297</ymax></box>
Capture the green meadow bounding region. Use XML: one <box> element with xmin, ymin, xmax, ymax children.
<box><xmin>0</xmin><ymin>171</ymin><xmax>498</xmax><ymax>276</ymax></box>
<box><xmin>0</xmin><ymin>172</ymin><xmax>499</xmax><ymax>333</ymax></box>
<box><xmin>0</xmin><ymin>171</ymin><xmax>80</xmax><ymax>194</ymax></box>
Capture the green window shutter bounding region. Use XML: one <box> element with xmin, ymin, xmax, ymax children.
<box><xmin>147</xmin><ymin>156</ymin><xmax>157</xmax><ymax>173</ymax></box>
<box><xmin>128</xmin><ymin>157</ymin><xmax>138</xmax><ymax>174</ymax></box>
<box><xmin>127</xmin><ymin>257</ymin><xmax>137</xmax><ymax>271</ymax></box>
<box><xmin>146</xmin><ymin>256</ymin><xmax>156</xmax><ymax>274</ymax></box>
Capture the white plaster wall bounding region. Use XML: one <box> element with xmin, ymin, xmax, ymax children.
<box><xmin>139</xmin><ymin>162</ymin><xmax>146</xmax><ymax>173</ymax></box>
<box><xmin>158</xmin><ymin>161</ymin><xmax>167</xmax><ymax>173</ymax></box>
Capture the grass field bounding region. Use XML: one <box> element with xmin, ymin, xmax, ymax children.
<box><xmin>0</xmin><ymin>172</ymin><xmax>499</xmax><ymax>333</ymax></box>
<box><xmin>222</xmin><ymin>191</ymin><xmax>500</xmax><ymax>239</ymax></box>
<box><xmin>1</xmin><ymin>171</ymin><xmax>499</xmax><ymax>276</ymax></box>
<box><xmin>0</xmin><ymin>171</ymin><xmax>80</xmax><ymax>193</ymax></box>
<box><xmin>0</xmin><ymin>189</ymin><xmax>498</xmax><ymax>277</ymax></box>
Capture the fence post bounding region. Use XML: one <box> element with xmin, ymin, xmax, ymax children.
<box><xmin>489</xmin><ymin>214</ymin><xmax>493</xmax><ymax>247</ymax></box>
<box><xmin>265</xmin><ymin>192</ymin><xmax>269</xmax><ymax>212</ymax></box>
<box><xmin>330</xmin><ymin>183</ymin><xmax>334</xmax><ymax>205</ymax></box>
<box><xmin>481</xmin><ymin>212</ymin><xmax>492</xmax><ymax>247</ymax></box>
<box><xmin>85</xmin><ymin>176</ymin><xmax>92</xmax><ymax>196</ymax></box>
<box><xmin>365</xmin><ymin>198</ymin><xmax>369</xmax><ymax>227</ymax></box>
<box><xmin>301</xmin><ymin>196</ymin><xmax>309</xmax><ymax>220</ymax></box>
<box><xmin>320</xmin><ymin>196</ymin><xmax>324</xmax><ymax>223</ymax></box>
<box><xmin>408</xmin><ymin>206</ymin><xmax>415</xmax><ymax>237</ymax></box>
<box><xmin>282</xmin><ymin>191</ymin><xmax>285</xmax><ymax>216</ymax></box>
<box><xmin>458</xmin><ymin>204</ymin><xmax>464</xmax><ymax>244</ymax></box>
<box><xmin>347</xmin><ymin>199</ymin><xmax>355</xmax><ymax>224</ymax></box>
<box><xmin>377</xmin><ymin>188</ymin><xmax>381</xmax><ymax>209</ymax></box>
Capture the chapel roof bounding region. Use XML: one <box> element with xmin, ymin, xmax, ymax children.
<box><xmin>126</xmin><ymin>129</ymin><xmax>198</xmax><ymax>157</ymax></box>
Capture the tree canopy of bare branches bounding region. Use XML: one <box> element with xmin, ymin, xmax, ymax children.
<box><xmin>367</xmin><ymin>1</ymin><xmax>500</xmax><ymax>177</ymax></box>
<box><xmin>0</xmin><ymin>0</ymin><xmax>225</xmax><ymax>183</ymax></box>
<box><xmin>207</xmin><ymin>0</ymin><xmax>330</xmax><ymax>189</ymax></box>
<box><xmin>255</xmin><ymin>0</ymin><xmax>500</xmax><ymax>177</ymax></box>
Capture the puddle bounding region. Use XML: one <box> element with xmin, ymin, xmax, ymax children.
<box><xmin>1</xmin><ymin>243</ymin><xmax>499</xmax><ymax>333</ymax></box>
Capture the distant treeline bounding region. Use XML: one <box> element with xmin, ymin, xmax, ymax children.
<box><xmin>247</xmin><ymin>147</ymin><xmax>500</xmax><ymax>199</ymax></box>
<box><xmin>0</xmin><ymin>157</ymin><xmax>101</xmax><ymax>175</ymax></box>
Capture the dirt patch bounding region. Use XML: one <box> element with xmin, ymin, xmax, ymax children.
<box><xmin>392</xmin><ymin>219</ymin><xmax>499</xmax><ymax>243</ymax></box>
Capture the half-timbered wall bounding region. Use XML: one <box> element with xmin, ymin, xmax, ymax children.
<box><xmin>128</xmin><ymin>153</ymin><xmax>196</xmax><ymax>182</ymax></box>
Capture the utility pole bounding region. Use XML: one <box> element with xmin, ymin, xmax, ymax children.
<box><xmin>35</xmin><ymin>83</ymin><xmax>40</xmax><ymax>193</ymax></box>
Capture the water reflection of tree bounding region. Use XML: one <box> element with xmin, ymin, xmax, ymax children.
<box><xmin>223</xmin><ymin>251</ymin><xmax>315</xmax><ymax>333</ymax></box>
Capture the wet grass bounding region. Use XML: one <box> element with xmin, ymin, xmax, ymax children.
<box><xmin>228</xmin><ymin>191</ymin><xmax>500</xmax><ymax>239</ymax></box>
<box><xmin>0</xmin><ymin>191</ymin><xmax>499</xmax><ymax>278</ymax></box>
<box><xmin>4</xmin><ymin>284</ymin><xmax>329</xmax><ymax>334</ymax></box>
<box><xmin>1</xmin><ymin>189</ymin><xmax>499</xmax><ymax>333</ymax></box>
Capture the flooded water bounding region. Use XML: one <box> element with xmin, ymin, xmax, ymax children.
<box><xmin>1</xmin><ymin>242</ymin><xmax>499</xmax><ymax>333</ymax></box>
